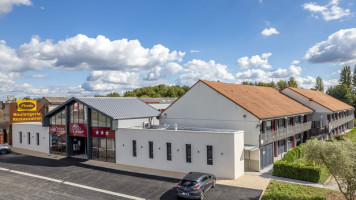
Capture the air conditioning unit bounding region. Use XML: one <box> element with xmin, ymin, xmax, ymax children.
<box><xmin>142</xmin><ymin>122</ymin><xmax>150</xmax><ymax>129</ymax></box>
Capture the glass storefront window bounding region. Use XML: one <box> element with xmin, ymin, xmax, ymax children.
<box><xmin>49</xmin><ymin>134</ymin><xmax>66</xmax><ymax>155</ymax></box>
<box><xmin>92</xmin><ymin>137</ymin><xmax>115</xmax><ymax>163</ymax></box>
<box><xmin>50</xmin><ymin>109</ymin><xmax>66</xmax><ymax>125</ymax></box>
<box><xmin>91</xmin><ymin>109</ymin><xmax>110</xmax><ymax>128</ymax></box>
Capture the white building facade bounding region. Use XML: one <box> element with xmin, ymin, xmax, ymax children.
<box><xmin>160</xmin><ymin>80</ymin><xmax>314</xmax><ymax>171</ymax></box>
<box><xmin>12</xmin><ymin>122</ymin><xmax>50</xmax><ymax>154</ymax></box>
<box><xmin>116</xmin><ymin>127</ymin><xmax>244</xmax><ymax>179</ymax></box>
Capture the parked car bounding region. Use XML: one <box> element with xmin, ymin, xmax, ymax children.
<box><xmin>0</xmin><ymin>144</ymin><xmax>11</xmax><ymax>155</ymax></box>
<box><xmin>176</xmin><ymin>172</ymin><xmax>216</xmax><ymax>200</ymax></box>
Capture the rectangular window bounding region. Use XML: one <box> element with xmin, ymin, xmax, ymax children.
<box><xmin>186</xmin><ymin>144</ymin><xmax>191</xmax><ymax>163</ymax></box>
<box><xmin>296</xmin><ymin>116</ymin><xmax>300</xmax><ymax>124</ymax></box>
<box><xmin>133</xmin><ymin>140</ymin><xmax>137</xmax><ymax>157</ymax></box>
<box><xmin>36</xmin><ymin>133</ymin><xmax>39</xmax><ymax>146</ymax></box>
<box><xmin>27</xmin><ymin>132</ymin><xmax>30</xmax><ymax>144</ymax></box>
<box><xmin>304</xmin><ymin>115</ymin><xmax>307</xmax><ymax>123</ymax></box>
<box><xmin>278</xmin><ymin>119</ymin><xmax>285</xmax><ymax>128</ymax></box>
<box><xmin>19</xmin><ymin>132</ymin><xmax>22</xmax><ymax>144</ymax></box>
<box><xmin>266</xmin><ymin>121</ymin><xmax>272</xmax><ymax>130</ymax></box>
<box><xmin>149</xmin><ymin>141</ymin><xmax>153</xmax><ymax>159</ymax></box>
<box><xmin>167</xmin><ymin>143</ymin><xmax>172</xmax><ymax>161</ymax></box>
<box><xmin>207</xmin><ymin>145</ymin><xmax>213</xmax><ymax>165</ymax></box>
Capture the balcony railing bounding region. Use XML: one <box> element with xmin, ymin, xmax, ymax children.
<box><xmin>259</xmin><ymin>121</ymin><xmax>312</xmax><ymax>145</ymax></box>
<box><xmin>329</xmin><ymin>115</ymin><xmax>354</xmax><ymax>130</ymax></box>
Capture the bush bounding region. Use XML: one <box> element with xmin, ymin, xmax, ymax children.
<box><xmin>273</xmin><ymin>160</ymin><xmax>321</xmax><ymax>183</ymax></box>
<box><xmin>282</xmin><ymin>145</ymin><xmax>305</xmax><ymax>163</ymax></box>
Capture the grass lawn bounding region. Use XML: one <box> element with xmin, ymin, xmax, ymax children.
<box><xmin>262</xmin><ymin>180</ymin><xmax>343</xmax><ymax>200</ymax></box>
<box><xmin>346</xmin><ymin>126</ymin><xmax>356</xmax><ymax>143</ymax></box>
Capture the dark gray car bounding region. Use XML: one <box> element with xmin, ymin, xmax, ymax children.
<box><xmin>0</xmin><ymin>144</ymin><xmax>11</xmax><ymax>155</ymax></box>
<box><xmin>176</xmin><ymin>172</ymin><xmax>216</xmax><ymax>200</ymax></box>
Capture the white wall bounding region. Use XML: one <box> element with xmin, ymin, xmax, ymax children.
<box><xmin>116</xmin><ymin>128</ymin><xmax>244</xmax><ymax>179</ymax></box>
<box><xmin>117</xmin><ymin>118</ymin><xmax>151</xmax><ymax>128</ymax></box>
<box><xmin>160</xmin><ymin>81</ymin><xmax>260</xmax><ymax>146</ymax></box>
<box><xmin>12</xmin><ymin>122</ymin><xmax>49</xmax><ymax>154</ymax></box>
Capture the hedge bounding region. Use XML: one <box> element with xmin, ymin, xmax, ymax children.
<box><xmin>273</xmin><ymin>160</ymin><xmax>321</xmax><ymax>183</ymax></box>
<box><xmin>282</xmin><ymin>145</ymin><xmax>304</xmax><ymax>163</ymax></box>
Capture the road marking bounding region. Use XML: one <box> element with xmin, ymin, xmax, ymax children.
<box><xmin>0</xmin><ymin>167</ymin><xmax>145</xmax><ymax>200</ymax></box>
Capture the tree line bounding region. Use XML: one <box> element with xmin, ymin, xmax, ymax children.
<box><xmin>96</xmin><ymin>84</ymin><xmax>190</xmax><ymax>98</ymax></box>
<box><xmin>326</xmin><ymin>65</ymin><xmax>356</xmax><ymax>109</ymax></box>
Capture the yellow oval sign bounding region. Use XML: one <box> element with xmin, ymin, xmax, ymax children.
<box><xmin>17</xmin><ymin>100</ymin><xmax>37</xmax><ymax>112</ymax></box>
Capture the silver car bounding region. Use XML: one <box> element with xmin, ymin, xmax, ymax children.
<box><xmin>0</xmin><ymin>144</ymin><xmax>11</xmax><ymax>155</ymax></box>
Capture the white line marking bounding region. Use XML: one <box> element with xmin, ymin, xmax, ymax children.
<box><xmin>0</xmin><ymin>167</ymin><xmax>145</xmax><ymax>200</ymax></box>
<box><xmin>64</xmin><ymin>181</ymin><xmax>145</xmax><ymax>200</ymax></box>
<box><xmin>10</xmin><ymin>170</ymin><xmax>63</xmax><ymax>183</ymax></box>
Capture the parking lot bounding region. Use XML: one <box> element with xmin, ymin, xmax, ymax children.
<box><xmin>0</xmin><ymin>152</ymin><xmax>263</xmax><ymax>199</ymax></box>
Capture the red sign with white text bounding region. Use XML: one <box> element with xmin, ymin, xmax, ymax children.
<box><xmin>49</xmin><ymin>125</ymin><xmax>66</xmax><ymax>135</ymax></box>
<box><xmin>91</xmin><ymin>127</ymin><xmax>115</xmax><ymax>139</ymax></box>
<box><xmin>69</xmin><ymin>123</ymin><xmax>87</xmax><ymax>137</ymax></box>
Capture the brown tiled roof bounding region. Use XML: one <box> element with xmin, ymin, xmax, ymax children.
<box><xmin>285</xmin><ymin>87</ymin><xmax>354</xmax><ymax>112</ymax></box>
<box><xmin>201</xmin><ymin>80</ymin><xmax>313</xmax><ymax>119</ymax></box>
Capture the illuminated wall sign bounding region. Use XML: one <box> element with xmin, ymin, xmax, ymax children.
<box><xmin>49</xmin><ymin>125</ymin><xmax>66</xmax><ymax>135</ymax></box>
<box><xmin>69</xmin><ymin>123</ymin><xmax>87</xmax><ymax>137</ymax></box>
<box><xmin>17</xmin><ymin>100</ymin><xmax>37</xmax><ymax>112</ymax></box>
<box><xmin>91</xmin><ymin>127</ymin><xmax>115</xmax><ymax>139</ymax></box>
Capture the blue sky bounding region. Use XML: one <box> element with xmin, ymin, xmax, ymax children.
<box><xmin>0</xmin><ymin>0</ymin><xmax>355</xmax><ymax>99</ymax></box>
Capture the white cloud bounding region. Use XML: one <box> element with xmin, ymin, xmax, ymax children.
<box><xmin>235</xmin><ymin>62</ymin><xmax>302</xmax><ymax>82</ymax></box>
<box><xmin>190</xmin><ymin>50</ymin><xmax>200</xmax><ymax>53</ymax></box>
<box><xmin>164</xmin><ymin>62</ymin><xmax>184</xmax><ymax>76</ymax></box>
<box><xmin>0</xmin><ymin>0</ymin><xmax>31</xmax><ymax>16</ymax></box>
<box><xmin>237</xmin><ymin>53</ymin><xmax>272</xmax><ymax>69</ymax></box>
<box><xmin>0</xmin><ymin>34</ymin><xmax>185</xmax><ymax>72</ymax></box>
<box><xmin>291</xmin><ymin>60</ymin><xmax>301</xmax><ymax>65</ymax></box>
<box><xmin>323</xmin><ymin>79</ymin><xmax>339</xmax><ymax>87</ymax></box>
<box><xmin>303</xmin><ymin>0</ymin><xmax>351</xmax><ymax>21</ymax></box>
<box><xmin>144</xmin><ymin>67</ymin><xmax>162</xmax><ymax>81</ymax></box>
<box><xmin>82</xmin><ymin>71</ymin><xmax>139</xmax><ymax>91</ymax></box>
<box><xmin>261</xmin><ymin>28</ymin><xmax>280</xmax><ymax>36</ymax></box>
<box><xmin>177</xmin><ymin>59</ymin><xmax>234</xmax><ymax>85</ymax></box>
<box><xmin>304</xmin><ymin>28</ymin><xmax>356</xmax><ymax>65</ymax></box>
<box><xmin>31</xmin><ymin>74</ymin><xmax>47</xmax><ymax>78</ymax></box>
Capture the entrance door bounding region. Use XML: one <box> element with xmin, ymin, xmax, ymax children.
<box><xmin>71</xmin><ymin>137</ymin><xmax>87</xmax><ymax>155</ymax></box>
<box><xmin>260</xmin><ymin>143</ymin><xmax>274</xmax><ymax>169</ymax></box>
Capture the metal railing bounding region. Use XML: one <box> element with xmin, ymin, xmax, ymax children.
<box><xmin>260</xmin><ymin>121</ymin><xmax>312</xmax><ymax>145</ymax></box>
<box><xmin>329</xmin><ymin>115</ymin><xmax>354</xmax><ymax>130</ymax></box>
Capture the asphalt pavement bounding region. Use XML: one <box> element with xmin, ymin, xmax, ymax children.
<box><xmin>0</xmin><ymin>152</ymin><xmax>263</xmax><ymax>200</ymax></box>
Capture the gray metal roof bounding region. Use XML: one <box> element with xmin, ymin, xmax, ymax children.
<box><xmin>41</xmin><ymin>96</ymin><xmax>71</xmax><ymax>103</ymax></box>
<box><xmin>44</xmin><ymin>97</ymin><xmax>160</xmax><ymax>120</ymax></box>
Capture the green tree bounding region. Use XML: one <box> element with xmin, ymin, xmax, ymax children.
<box><xmin>124</xmin><ymin>91</ymin><xmax>137</xmax><ymax>97</ymax></box>
<box><xmin>326</xmin><ymin>84</ymin><xmax>355</xmax><ymax>105</ymax></box>
<box><xmin>303</xmin><ymin>139</ymin><xmax>356</xmax><ymax>200</ymax></box>
<box><xmin>340</xmin><ymin>66</ymin><xmax>352</xmax><ymax>88</ymax></box>
<box><xmin>277</xmin><ymin>80</ymin><xmax>288</xmax><ymax>91</ymax></box>
<box><xmin>314</xmin><ymin>76</ymin><xmax>324</xmax><ymax>92</ymax></box>
<box><xmin>23</xmin><ymin>96</ymin><xmax>31</xmax><ymax>100</ymax></box>
<box><xmin>106</xmin><ymin>92</ymin><xmax>120</xmax><ymax>97</ymax></box>
<box><xmin>287</xmin><ymin>77</ymin><xmax>298</xmax><ymax>88</ymax></box>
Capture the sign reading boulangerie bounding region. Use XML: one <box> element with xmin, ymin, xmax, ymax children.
<box><xmin>69</xmin><ymin>123</ymin><xmax>87</xmax><ymax>137</ymax></box>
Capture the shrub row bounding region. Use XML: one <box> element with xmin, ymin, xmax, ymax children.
<box><xmin>273</xmin><ymin>160</ymin><xmax>321</xmax><ymax>183</ymax></box>
<box><xmin>282</xmin><ymin>145</ymin><xmax>305</xmax><ymax>163</ymax></box>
